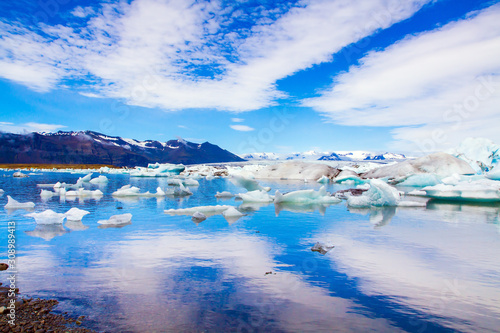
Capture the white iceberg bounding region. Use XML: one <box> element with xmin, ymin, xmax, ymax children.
<box><xmin>274</xmin><ymin>186</ymin><xmax>341</xmax><ymax>205</ymax></box>
<box><xmin>80</xmin><ymin>173</ymin><xmax>93</xmax><ymax>182</ymax></box>
<box><xmin>112</xmin><ymin>185</ymin><xmax>141</xmax><ymax>197</ymax></box>
<box><xmin>230</xmin><ymin>176</ymin><xmax>270</xmax><ymax>192</ymax></box>
<box><xmin>65</xmin><ymin>188</ymin><xmax>103</xmax><ymax>197</ymax></box>
<box><xmin>4</xmin><ymin>196</ymin><xmax>35</xmax><ymax>210</ymax></box>
<box><xmin>167</xmin><ymin>178</ymin><xmax>199</xmax><ymax>187</ymax></box>
<box><xmin>26</xmin><ymin>209</ymin><xmax>66</xmax><ymax>225</ymax></box>
<box><xmin>13</xmin><ymin>171</ymin><xmax>28</xmax><ymax>178</ymax></box>
<box><xmin>65</xmin><ymin>207</ymin><xmax>90</xmax><ymax>221</ymax></box>
<box><xmin>334</xmin><ymin>170</ymin><xmax>365</xmax><ymax>185</ymax></box>
<box><xmin>98</xmin><ymin>213</ymin><xmax>132</xmax><ymax>225</ymax></box>
<box><xmin>130</xmin><ymin>163</ymin><xmax>185</xmax><ymax>177</ymax></box>
<box><xmin>448</xmin><ymin>137</ymin><xmax>500</xmax><ymax>173</ymax></box>
<box><xmin>362</xmin><ymin>152</ymin><xmax>475</xmax><ymax>179</ymax></box>
<box><xmin>40</xmin><ymin>189</ymin><xmax>56</xmax><ymax>198</ymax></box>
<box><xmin>215</xmin><ymin>191</ymin><xmax>234</xmax><ymax>198</ymax></box>
<box><xmin>238</xmin><ymin>190</ymin><xmax>274</xmax><ymax>203</ymax></box>
<box><xmin>253</xmin><ymin>161</ymin><xmax>340</xmax><ymax>180</ymax></box>
<box><xmin>165</xmin><ymin>205</ymin><xmax>233</xmax><ymax>217</ymax></box>
<box><xmin>396</xmin><ymin>174</ymin><xmax>442</xmax><ymax>187</ymax></box>
<box><xmin>165</xmin><ymin>183</ymin><xmax>192</xmax><ymax>197</ymax></box>
<box><xmin>222</xmin><ymin>206</ymin><xmax>244</xmax><ymax>217</ymax></box>
<box><xmin>422</xmin><ymin>179</ymin><xmax>500</xmax><ymax>202</ymax></box>
<box><xmin>89</xmin><ymin>175</ymin><xmax>109</xmax><ymax>184</ymax></box>
<box><xmin>347</xmin><ymin>180</ymin><xmax>401</xmax><ymax>207</ymax></box>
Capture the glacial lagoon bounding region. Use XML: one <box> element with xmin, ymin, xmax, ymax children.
<box><xmin>1</xmin><ymin>170</ymin><xmax>500</xmax><ymax>332</ymax></box>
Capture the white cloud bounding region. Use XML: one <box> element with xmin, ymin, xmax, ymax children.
<box><xmin>71</xmin><ymin>6</ymin><xmax>95</xmax><ymax>18</ymax></box>
<box><xmin>231</xmin><ymin>118</ymin><xmax>244</xmax><ymax>122</ymax></box>
<box><xmin>304</xmin><ymin>4</ymin><xmax>500</xmax><ymax>152</ymax></box>
<box><xmin>230</xmin><ymin>124</ymin><xmax>254</xmax><ymax>132</ymax></box>
<box><xmin>177</xmin><ymin>125</ymin><xmax>188</xmax><ymax>129</ymax></box>
<box><xmin>0</xmin><ymin>122</ymin><xmax>66</xmax><ymax>133</ymax></box>
<box><xmin>0</xmin><ymin>0</ymin><xmax>430</xmax><ymax>111</ymax></box>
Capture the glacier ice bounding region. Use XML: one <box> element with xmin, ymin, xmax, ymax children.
<box><xmin>98</xmin><ymin>213</ymin><xmax>132</xmax><ymax>225</ymax></box>
<box><xmin>65</xmin><ymin>188</ymin><xmax>103</xmax><ymax>198</ymax></box>
<box><xmin>4</xmin><ymin>196</ymin><xmax>35</xmax><ymax>210</ymax></box>
<box><xmin>230</xmin><ymin>176</ymin><xmax>270</xmax><ymax>192</ymax></box>
<box><xmin>165</xmin><ymin>205</ymin><xmax>233</xmax><ymax>217</ymax></box>
<box><xmin>362</xmin><ymin>152</ymin><xmax>475</xmax><ymax>179</ymax></box>
<box><xmin>80</xmin><ymin>173</ymin><xmax>93</xmax><ymax>182</ymax></box>
<box><xmin>238</xmin><ymin>190</ymin><xmax>274</xmax><ymax>203</ymax></box>
<box><xmin>130</xmin><ymin>163</ymin><xmax>185</xmax><ymax>177</ymax></box>
<box><xmin>317</xmin><ymin>175</ymin><xmax>329</xmax><ymax>184</ymax></box>
<box><xmin>347</xmin><ymin>180</ymin><xmax>401</xmax><ymax>207</ymax></box>
<box><xmin>274</xmin><ymin>186</ymin><xmax>341</xmax><ymax>204</ymax></box>
<box><xmin>215</xmin><ymin>191</ymin><xmax>234</xmax><ymax>198</ymax></box>
<box><xmin>192</xmin><ymin>211</ymin><xmax>207</xmax><ymax>222</ymax></box>
<box><xmin>26</xmin><ymin>209</ymin><xmax>66</xmax><ymax>224</ymax></box>
<box><xmin>448</xmin><ymin>137</ymin><xmax>500</xmax><ymax>173</ymax></box>
<box><xmin>167</xmin><ymin>178</ymin><xmax>199</xmax><ymax>187</ymax></box>
<box><xmin>13</xmin><ymin>171</ymin><xmax>28</xmax><ymax>178</ymax></box>
<box><xmin>396</xmin><ymin>174</ymin><xmax>442</xmax><ymax>187</ymax></box>
<box><xmin>65</xmin><ymin>207</ymin><xmax>90</xmax><ymax>221</ymax></box>
<box><xmin>253</xmin><ymin>161</ymin><xmax>340</xmax><ymax>180</ymax></box>
<box><xmin>422</xmin><ymin>179</ymin><xmax>500</xmax><ymax>202</ymax></box>
<box><xmin>89</xmin><ymin>175</ymin><xmax>109</xmax><ymax>184</ymax></box>
<box><xmin>222</xmin><ymin>206</ymin><xmax>244</xmax><ymax>217</ymax></box>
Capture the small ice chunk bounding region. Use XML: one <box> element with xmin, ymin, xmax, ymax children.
<box><xmin>422</xmin><ymin>179</ymin><xmax>500</xmax><ymax>202</ymax></box>
<box><xmin>80</xmin><ymin>173</ymin><xmax>93</xmax><ymax>182</ymax></box>
<box><xmin>222</xmin><ymin>206</ymin><xmax>244</xmax><ymax>217</ymax></box>
<box><xmin>165</xmin><ymin>205</ymin><xmax>233</xmax><ymax>217</ymax></box>
<box><xmin>347</xmin><ymin>179</ymin><xmax>401</xmax><ymax>207</ymax></box>
<box><xmin>65</xmin><ymin>207</ymin><xmax>90</xmax><ymax>221</ymax></box>
<box><xmin>238</xmin><ymin>190</ymin><xmax>274</xmax><ymax>203</ymax></box>
<box><xmin>230</xmin><ymin>176</ymin><xmax>269</xmax><ymax>192</ymax></box>
<box><xmin>26</xmin><ymin>209</ymin><xmax>66</xmax><ymax>225</ymax></box>
<box><xmin>40</xmin><ymin>189</ymin><xmax>55</xmax><ymax>198</ymax></box>
<box><xmin>89</xmin><ymin>175</ymin><xmax>109</xmax><ymax>184</ymax></box>
<box><xmin>112</xmin><ymin>185</ymin><xmax>141</xmax><ymax>197</ymax></box>
<box><xmin>4</xmin><ymin>196</ymin><xmax>35</xmax><ymax>209</ymax></box>
<box><xmin>397</xmin><ymin>174</ymin><xmax>441</xmax><ymax>187</ymax></box>
<box><xmin>13</xmin><ymin>171</ymin><xmax>28</xmax><ymax>178</ymax></box>
<box><xmin>316</xmin><ymin>175</ymin><xmax>329</xmax><ymax>184</ymax></box>
<box><xmin>274</xmin><ymin>186</ymin><xmax>341</xmax><ymax>204</ymax></box>
<box><xmin>192</xmin><ymin>211</ymin><xmax>207</xmax><ymax>222</ymax></box>
<box><xmin>311</xmin><ymin>242</ymin><xmax>334</xmax><ymax>255</ymax></box>
<box><xmin>98</xmin><ymin>213</ymin><xmax>132</xmax><ymax>225</ymax></box>
<box><xmin>215</xmin><ymin>191</ymin><xmax>234</xmax><ymax>198</ymax></box>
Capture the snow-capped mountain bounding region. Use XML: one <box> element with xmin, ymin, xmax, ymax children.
<box><xmin>0</xmin><ymin>131</ymin><xmax>244</xmax><ymax>167</ymax></box>
<box><xmin>240</xmin><ymin>150</ymin><xmax>406</xmax><ymax>161</ymax></box>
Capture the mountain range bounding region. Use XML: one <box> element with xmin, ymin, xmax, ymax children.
<box><xmin>0</xmin><ymin>131</ymin><xmax>244</xmax><ymax>167</ymax></box>
<box><xmin>239</xmin><ymin>151</ymin><xmax>407</xmax><ymax>162</ymax></box>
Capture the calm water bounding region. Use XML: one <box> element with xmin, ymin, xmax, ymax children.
<box><xmin>1</xmin><ymin>171</ymin><xmax>500</xmax><ymax>333</ymax></box>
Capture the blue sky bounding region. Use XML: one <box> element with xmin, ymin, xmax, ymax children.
<box><xmin>0</xmin><ymin>0</ymin><xmax>499</xmax><ymax>155</ymax></box>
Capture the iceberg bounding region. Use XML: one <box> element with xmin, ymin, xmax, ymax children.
<box><xmin>65</xmin><ymin>207</ymin><xmax>90</xmax><ymax>221</ymax></box>
<box><xmin>89</xmin><ymin>175</ymin><xmax>109</xmax><ymax>184</ymax></box>
<box><xmin>13</xmin><ymin>171</ymin><xmax>28</xmax><ymax>178</ymax></box>
<box><xmin>130</xmin><ymin>163</ymin><xmax>185</xmax><ymax>177</ymax></box>
<box><xmin>112</xmin><ymin>185</ymin><xmax>141</xmax><ymax>197</ymax></box>
<box><xmin>222</xmin><ymin>206</ymin><xmax>244</xmax><ymax>217</ymax></box>
<box><xmin>362</xmin><ymin>152</ymin><xmax>475</xmax><ymax>179</ymax></box>
<box><xmin>230</xmin><ymin>176</ymin><xmax>270</xmax><ymax>192</ymax></box>
<box><xmin>215</xmin><ymin>191</ymin><xmax>234</xmax><ymax>198</ymax></box>
<box><xmin>347</xmin><ymin>180</ymin><xmax>401</xmax><ymax>207</ymax></box>
<box><xmin>80</xmin><ymin>173</ymin><xmax>93</xmax><ymax>182</ymax></box>
<box><xmin>317</xmin><ymin>175</ymin><xmax>329</xmax><ymax>184</ymax></box>
<box><xmin>396</xmin><ymin>174</ymin><xmax>442</xmax><ymax>187</ymax></box>
<box><xmin>167</xmin><ymin>178</ymin><xmax>199</xmax><ymax>187</ymax></box>
<box><xmin>274</xmin><ymin>186</ymin><xmax>341</xmax><ymax>205</ymax></box>
<box><xmin>4</xmin><ymin>196</ymin><xmax>35</xmax><ymax>210</ymax></box>
<box><xmin>448</xmin><ymin>137</ymin><xmax>500</xmax><ymax>173</ymax></box>
<box><xmin>65</xmin><ymin>188</ymin><xmax>103</xmax><ymax>197</ymax></box>
<box><xmin>165</xmin><ymin>205</ymin><xmax>233</xmax><ymax>217</ymax></box>
<box><xmin>40</xmin><ymin>189</ymin><xmax>56</xmax><ymax>198</ymax></box>
<box><xmin>253</xmin><ymin>161</ymin><xmax>340</xmax><ymax>180</ymax></box>
<box><xmin>26</xmin><ymin>209</ymin><xmax>66</xmax><ymax>225</ymax></box>
<box><xmin>238</xmin><ymin>190</ymin><xmax>274</xmax><ymax>203</ymax></box>
<box><xmin>422</xmin><ymin>179</ymin><xmax>500</xmax><ymax>202</ymax></box>
<box><xmin>98</xmin><ymin>213</ymin><xmax>132</xmax><ymax>225</ymax></box>
<box><xmin>311</xmin><ymin>242</ymin><xmax>334</xmax><ymax>255</ymax></box>
<box><xmin>334</xmin><ymin>170</ymin><xmax>365</xmax><ymax>185</ymax></box>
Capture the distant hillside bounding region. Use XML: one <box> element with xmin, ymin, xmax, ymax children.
<box><xmin>0</xmin><ymin>131</ymin><xmax>245</xmax><ymax>167</ymax></box>
<box><xmin>240</xmin><ymin>150</ymin><xmax>406</xmax><ymax>162</ymax></box>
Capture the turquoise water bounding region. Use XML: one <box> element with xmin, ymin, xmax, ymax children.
<box><xmin>1</xmin><ymin>171</ymin><xmax>500</xmax><ymax>332</ymax></box>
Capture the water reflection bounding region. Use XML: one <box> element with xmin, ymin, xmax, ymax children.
<box><xmin>275</xmin><ymin>202</ymin><xmax>331</xmax><ymax>216</ymax></box>
<box><xmin>348</xmin><ymin>206</ymin><xmax>397</xmax><ymax>228</ymax></box>
<box><xmin>65</xmin><ymin>220</ymin><xmax>89</xmax><ymax>231</ymax></box>
<box><xmin>25</xmin><ymin>224</ymin><xmax>70</xmax><ymax>240</ymax></box>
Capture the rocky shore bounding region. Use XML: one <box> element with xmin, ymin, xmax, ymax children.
<box><xmin>0</xmin><ymin>283</ymin><xmax>97</xmax><ymax>333</ymax></box>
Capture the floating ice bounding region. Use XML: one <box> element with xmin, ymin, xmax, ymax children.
<box><xmin>485</xmin><ymin>169</ymin><xmax>500</xmax><ymax>181</ymax></box>
<box><xmin>362</xmin><ymin>153</ymin><xmax>475</xmax><ymax>179</ymax></box>
<box><xmin>130</xmin><ymin>163</ymin><xmax>185</xmax><ymax>177</ymax></box>
<box><xmin>254</xmin><ymin>161</ymin><xmax>340</xmax><ymax>180</ymax></box>
<box><xmin>65</xmin><ymin>207</ymin><xmax>90</xmax><ymax>221</ymax></box>
<box><xmin>4</xmin><ymin>196</ymin><xmax>35</xmax><ymax>210</ymax></box>
<box><xmin>238</xmin><ymin>190</ymin><xmax>274</xmax><ymax>203</ymax></box>
<box><xmin>192</xmin><ymin>211</ymin><xmax>207</xmax><ymax>222</ymax></box>
<box><xmin>407</xmin><ymin>190</ymin><xmax>427</xmax><ymax>196</ymax></box>
<box><xmin>311</xmin><ymin>242</ymin><xmax>334</xmax><ymax>255</ymax></box>
<box><xmin>422</xmin><ymin>179</ymin><xmax>500</xmax><ymax>202</ymax></box>
<box><xmin>112</xmin><ymin>185</ymin><xmax>141</xmax><ymax>196</ymax></box>
<box><xmin>26</xmin><ymin>209</ymin><xmax>66</xmax><ymax>224</ymax></box>
<box><xmin>66</xmin><ymin>188</ymin><xmax>103</xmax><ymax>197</ymax></box>
<box><xmin>448</xmin><ymin>137</ymin><xmax>500</xmax><ymax>173</ymax></box>
<box><xmin>230</xmin><ymin>176</ymin><xmax>270</xmax><ymax>192</ymax></box>
<box><xmin>165</xmin><ymin>183</ymin><xmax>192</xmax><ymax>197</ymax></box>
<box><xmin>167</xmin><ymin>178</ymin><xmax>199</xmax><ymax>187</ymax></box>
<box><xmin>98</xmin><ymin>213</ymin><xmax>132</xmax><ymax>225</ymax></box>
<box><xmin>396</xmin><ymin>174</ymin><xmax>442</xmax><ymax>187</ymax></box>
<box><xmin>80</xmin><ymin>173</ymin><xmax>93</xmax><ymax>182</ymax></box>
<box><xmin>334</xmin><ymin>170</ymin><xmax>365</xmax><ymax>185</ymax></box>
<box><xmin>165</xmin><ymin>205</ymin><xmax>233</xmax><ymax>217</ymax></box>
<box><xmin>13</xmin><ymin>171</ymin><xmax>28</xmax><ymax>178</ymax></box>
<box><xmin>222</xmin><ymin>207</ymin><xmax>244</xmax><ymax>217</ymax></box>
<box><xmin>215</xmin><ymin>191</ymin><xmax>234</xmax><ymax>198</ymax></box>
<box><xmin>317</xmin><ymin>175</ymin><xmax>329</xmax><ymax>184</ymax></box>
<box><xmin>89</xmin><ymin>175</ymin><xmax>109</xmax><ymax>184</ymax></box>
<box><xmin>40</xmin><ymin>189</ymin><xmax>55</xmax><ymax>198</ymax></box>
<box><xmin>347</xmin><ymin>180</ymin><xmax>401</xmax><ymax>207</ymax></box>
<box><xmin>274</xmin><ymin>186</ymin><xmax>341</xmax><ymax>205</ymax></box>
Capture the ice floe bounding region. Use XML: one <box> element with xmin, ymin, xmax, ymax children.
<box><xmin>165</xmin><ymin>184</ymin><xmax>192</xmax><ymax>197</ymax></box>
<box><xmin>311</xmin><ymin>242</ymin><xmax>335</xmax><ymax>255</ymax></box>
<box><xmin>192</xmin><ymin>211</ymin><xmax>207</xmax><ymax>223</ymax></box>
<box><xmin>395</xmin><ymin>174</ymin><xmax>442</xmax><ymax>187</ymax></box>
<box><xmin>347</xmin><ymin>180</ymin><xmax>401</xmax><ymax>207</ymax></box>
<box><xmin>13</xmin><ymin>171</ymin><xmax>28</xmax><ymax>178</ymax></box>
<box><xmin>89</xmin><ymin>175</ymin><xmax>109</xmax><ymax>184</ymax></box>
<box><xmin>66</xmin><ymin>188</ymin><xmax>103</xmax><ymax>198</ymax></box>
<box><xmin>65</xmin><ymin>207</ymin><xmax>90</xmax><ymax>221</ymax></box>
<box><xmin>222</xmin><ymin>206</ymin><xmax>244</xmax><ymax>217</ymax></box>
<box><xmin>165</xmin><ymin>205</ymin><xmax>233</xmax><ymax>217</ymax></box>
<box><xmin>422</xmin><ymin>179</ymin><xmax>500</xmax><ymax>202</ymax></box>
<box><xmin>4</xmin><ymin>196</ymin><xmax>35</xmax><ymax>210</ymax></box>
<box><xmin>317</xmin><ymin>175</ymin><xmax>329</xmax><ymax>184</ymax></box>
<box><xmin>448</xmin><ymin>137</ymin><xmax>500</xmax><ymax>174</ymax></box>
<box><xmin>98</xmin><ymin>213</ymin><xmax>132</xmax><ymax>225</ymax></box>
<box><xmin>230</xmin><ymin>176</ymin><xmax>270</xmax><ymax>192</ymax></box>
<box><xmin>362</xmin><ymin>152</ymin><xmax>475</xmax><ymax>179</ymax></box>
<box><xmin>274</xmin><ymin>186</ymin><xmax>341</xmax><ymax>205</ymax></box>
<box><xmin>130</xmin><ymin>163</ymin><xmax>185</xmax><ymax>177</ymax></box>
<box><xmin>215</xmin><ymin>191</ymin><xmax>234</xmax><ymax>198</ymax></box>
<box><xmin>252</xmin><ymin>161</ymin><xmax>340</xmax><ymax>180</ymax></box>
<box><xmin>238</xmin><ymin>190</ymin><xmax>274</xmax><ymax>203</ymax></box>
<box><xmin>26</xmin><ymin>209</ymin><xmax>66</xmax><ymax>224</ymax></box>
